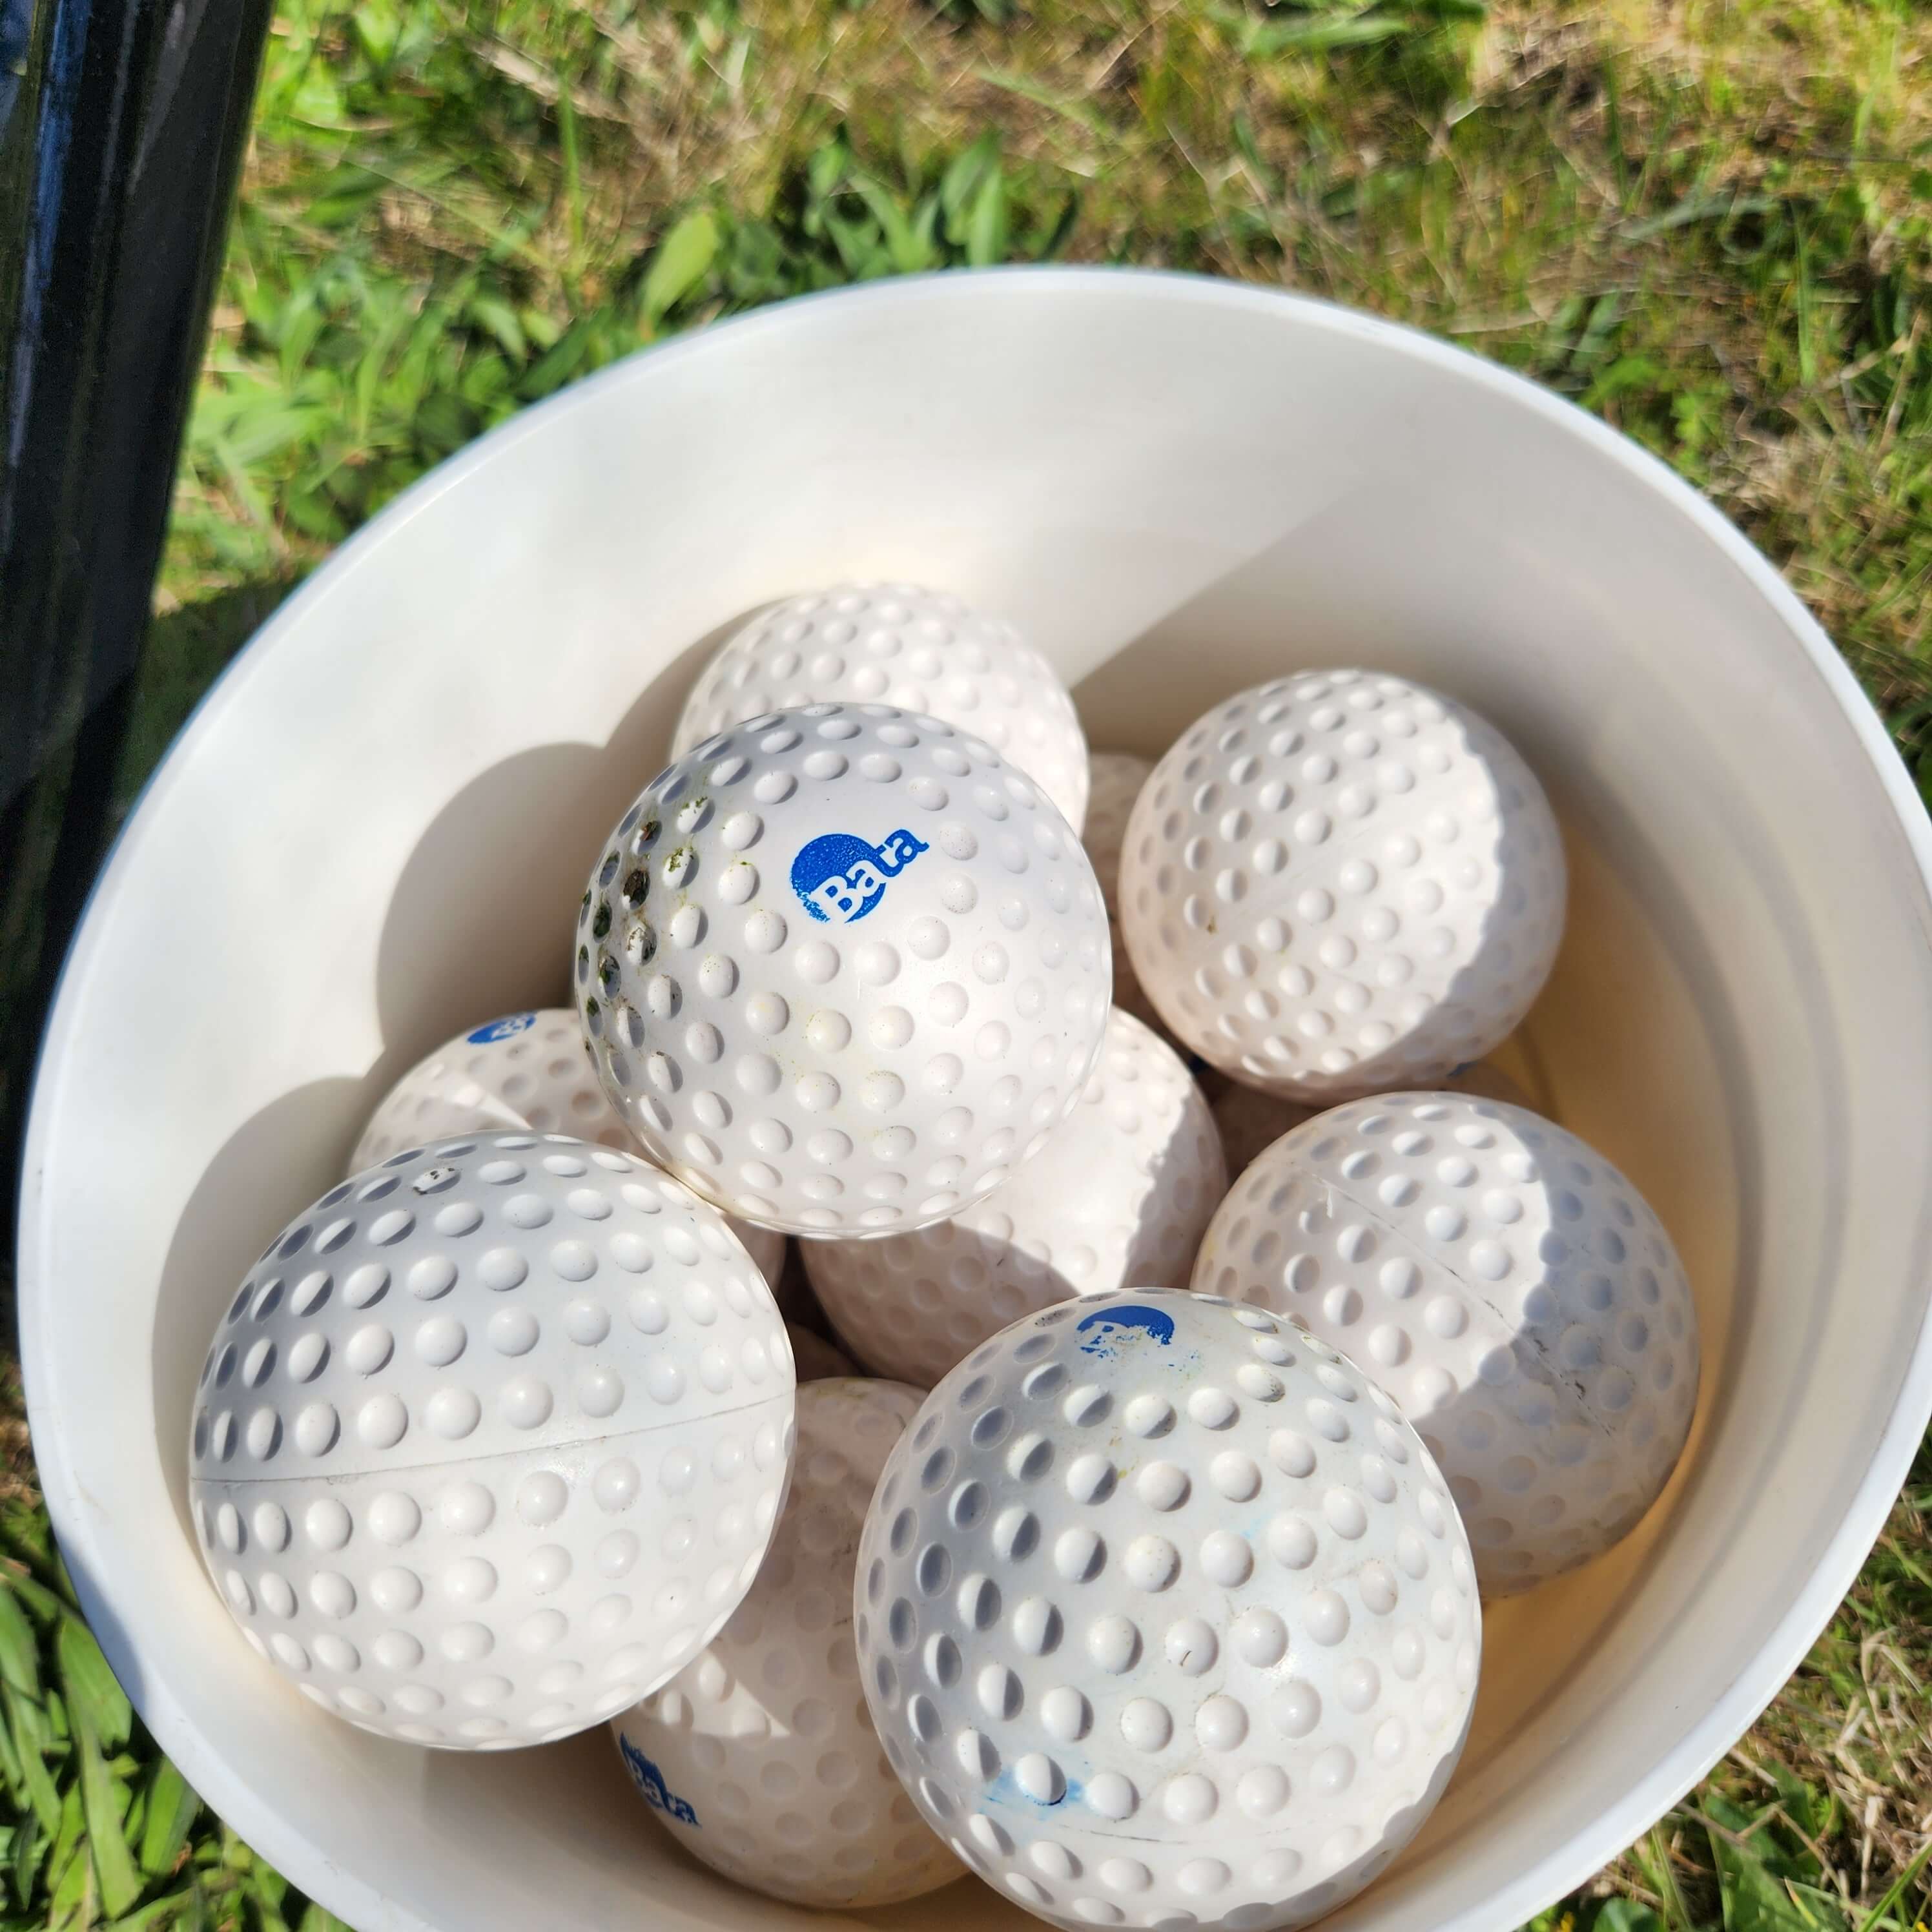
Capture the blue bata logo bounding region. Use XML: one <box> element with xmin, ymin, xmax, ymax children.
<box><xmin>1076</xmin><ymin>1302</ymin><xmax>1177</xmax><ymax>1353</ymax></box>
<box><xmin>466</xmin><ymin>1012</ymin><xmax>537</xmax><ymax>1045</ymax></box>
<box><xmin>618</xmin><ymin>1734</ymin><xmax>698</xmax><ymax>1826</ymax></box>
<box><xmin>792</xmin><ymin>829</ymin><xmax>929</xmax><ymax>924</ymax></box>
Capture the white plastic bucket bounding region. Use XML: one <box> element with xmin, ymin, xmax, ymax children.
<box><xmin>21</xmin><ymin>267</ymin><xmax>1932</xmax><ymax>1932</ymax></box>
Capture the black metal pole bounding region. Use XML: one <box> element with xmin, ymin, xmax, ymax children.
<box><xmin>0</xmin><ymin>0</ymin><xmax>271</xmax><ymax>1228</ymax></box>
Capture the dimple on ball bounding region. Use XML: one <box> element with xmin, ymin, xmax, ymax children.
<box><xmin>1120</xmin><ymin>671</ymin><xmax>1566</xmax><ymax>1102</ymax></box>
<box><xmin>349</xmin><ymin>1007</ymin><xmax>786</xmax><ymax>1286</ymax></box>
<box><xmin>671</xmin><ymin>584</ymin><xmax>1090</xmax><ymax>831</ymax></box>
<box><xmin>854</xmin><ymin>1287</ymin><xmax>1481</xmax><ymax>1932</ymax></box>
<box><xmin>803</xmin><ymin>1008</ymin><xmax>1226</xmax><ymax>1390</ymax></box>
<box><xmin>188</xmin><ymin>1135</ymin><xmax>796</xmax><ymax>1749</ymax></box>
<box><xmin>612</xmin><ymin>1379</ymin><xmax>964</xmax><ymax>1907</ymax></box>
<box><xmin>1192</xmin><ymin>1093</ymin><xmax>1700</xmax><ymax>1594</ymax></box>
<box><xmin>579</xmin><ymin>703</ymin><xmax>1112</xmax><ymax>1237</ymax></box>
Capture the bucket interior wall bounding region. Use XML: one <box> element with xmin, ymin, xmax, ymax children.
<box><xmin>22</xmin><ymin>274</ymin><xmax>1932</xmax><ymax>1932</ymax></box>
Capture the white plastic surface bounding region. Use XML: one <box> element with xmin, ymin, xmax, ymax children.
<box><xmin>580</xmin><ymin>703</ymin><xmax>1111</xmax><ymax>1237</ymax></box>
<box><xmin>1122</xmin><ymin>673</ymin><xmax>1565</xmax><ymax>1100</ymax></box>
<box><xmin>187</xmin><ymin>1135</ymin><xmax>796</xmax><ymax>1747</ymax></box>
<box><xmin>854</xmin><ymin>1288</ymin><xmax>1480</xmax><ymax>1931</ymax></box>
<box><xmin>348</xmin><ymin>1009</ymin><xmax>786</xmax><ymax>1285</ymax></box>
<box><xmin>612</xmin><ymin>1379</ymin><xmax>963</xmax><ymax>1907</ymax></box>
<box><xmin>671</xmin><ymin>585</ymin><xmax>1090</xmax><ymax>831</ymax></box>
<box><xmin>804</xmin><ymin>1008</ymin><xmax>1226</xmax><ymax>1388</ymax></box>
<box><xmin>1194</xmin><ymin>1096</ymin><xmax>1699</xmax><ymax>1594</ymax></box>
<box><xmin>19</xmin><ymin>270</ymin><xmax>1932</xmax><ymax>1932</ymax></box>
<box><xmin>1081</xmin><ymin>754</ymin><xmax>1161</xmax><ymax>1034</ymax></box>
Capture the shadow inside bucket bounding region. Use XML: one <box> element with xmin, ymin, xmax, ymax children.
<box><xmin>143</xmin><ymin>606</ymin><xmax>770</xmax><ymax>1554</ymax></box>
<box><xmin>149</xmin><ymin>1078</ymin><xmax>370</xmax><ymax>1550</ymax></box>
<box><xmin>367</xmin><ymin>606</ymin><xmax>766</xmax><ymax>1092</ymax></box>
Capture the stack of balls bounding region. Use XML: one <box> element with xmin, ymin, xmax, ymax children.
<box><xmin>189</xmin><ymin>581</ymin><xmax>1701</xmax><ymax>1931</ymax></box>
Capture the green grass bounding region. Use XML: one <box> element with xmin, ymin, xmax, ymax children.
<box><xmin>0</xmin><ymin>1501</ymin><xmax>348</xmax><ymax>1929</ymax></box>
<box><xmin>143</xmin><ymin>0</ymin><xmax>1932</xmax><ymax>808</ymax></box>
<box><xmin>8</xmin><ymin>0</ymin><xmax>1931</xmax><ymax>1924</ymax></box>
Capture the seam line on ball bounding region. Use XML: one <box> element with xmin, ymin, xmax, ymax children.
<box><xmin>1266</xmin><ymin>1168</ymin><xmax>1623</xmax><ymax>1424</ymax></box>
<box><xmin>190</xmin><ymin>1387</ymin><xmax>793</xmax><ymax>1486</ymax></box>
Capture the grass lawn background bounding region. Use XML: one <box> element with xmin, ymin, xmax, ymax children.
<box><xmin>3</xmin><ymin>0</ymin><xmax>1931</xmax><ymax>1924</ymax></box>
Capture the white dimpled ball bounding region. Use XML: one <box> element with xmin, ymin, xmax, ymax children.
<box><xmin>351</xmin><ymin>1012</ymin><xmax>780</xmax><ymax>1298</ymax></box>
<box><xmin>351</xmin><ymin>1009</ymin><xmax>785</xmax><ymax>1286</ymax></box>
<box><xmin>1210</xmin><ymin>1059</ymin><xmax>1530</xmax><ymax>1182</ymax></box>
<box><xmin>189</xmin><ymin>1135</ymin><xmax>796</xmax><ymax>1748</ymax></box>
<box><xmin>805</xmin><ymin>1009</ymin><xmax>1226</xmax><ymax>1389</ymax></box>
<box><xmin>672</xmin><ymin>584</ymin><xmax>1089</xmax><ymax>830</ymax></box>
<box><xmin>352</xmin><ymin>1010</ymin><xmax>623</xmax><ymax>1166</ymax></box>
<box><xmin>1081</xmin><ymin>752</ymin><xmax>1165</xmax><ymax>1036</ymax></box>
<box><xmin>1193</xmin><ymin>1094</ymin><xmax>1699</xmax><ymax>1594</ymax></box>
<box><xmin>581</xmin><ymin>703</ymin><xmax>1112</xmax><ymax>1237</ymax></box>
<box><xmin>856</xmin><ymin>1288</ymin><xmax>1480</xmax><ymax>1932</ymax></box>
<box><xmin>613</xmin><ymin>1380</ymin><xmax>964</xmax><ymax>1907</ymax></box>
<box><xmin>1121</xmin><ymin>671</ymin><xmax>1566</xmax><ymax>1101</ymax></box>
